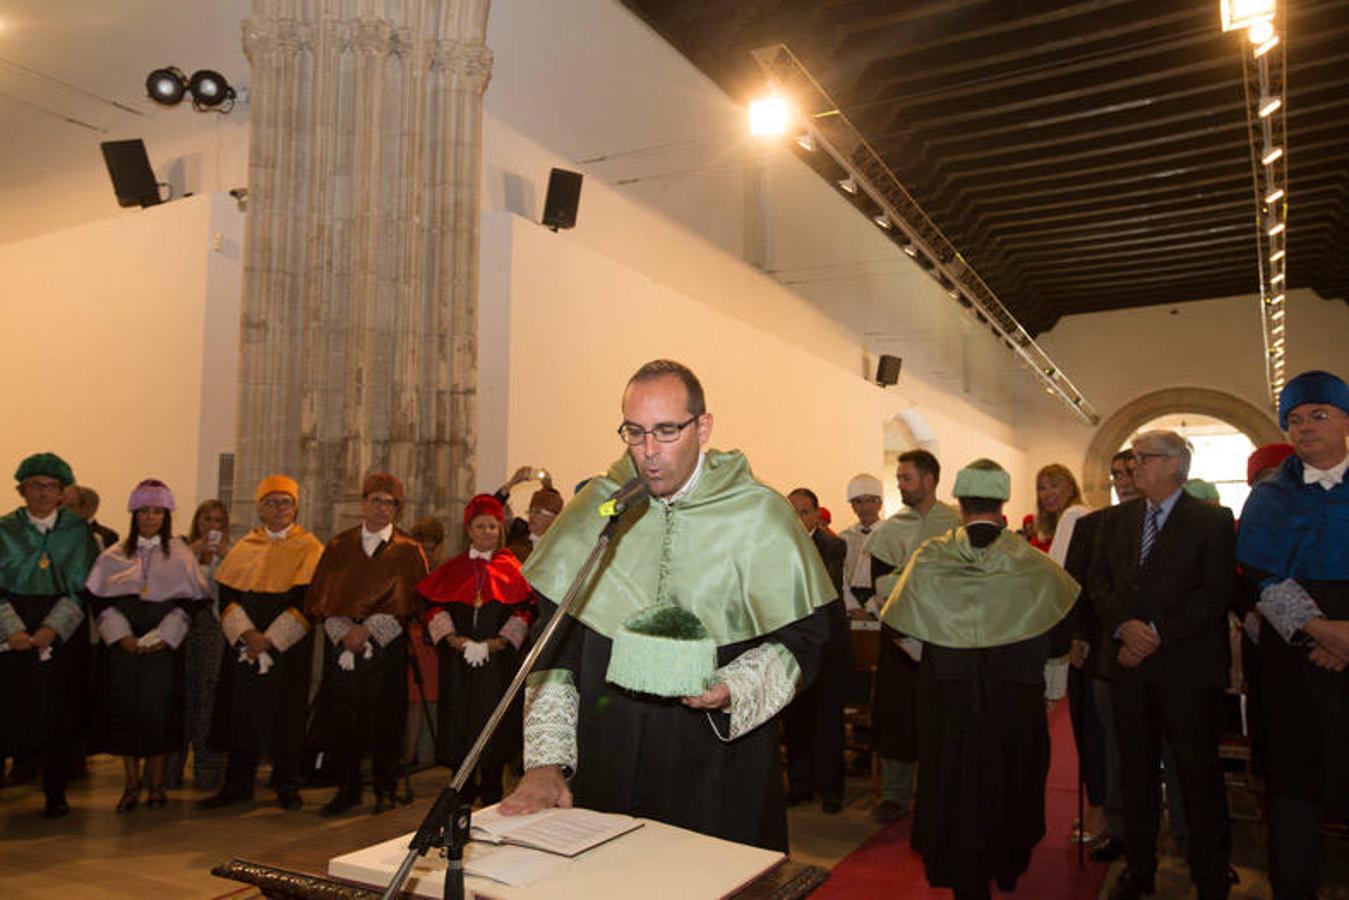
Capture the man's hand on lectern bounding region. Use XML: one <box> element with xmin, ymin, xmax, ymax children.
<box><xmin>499</xmin><ymin>765</ymin><xmax>573</xmax><ymax>816</ymax></box>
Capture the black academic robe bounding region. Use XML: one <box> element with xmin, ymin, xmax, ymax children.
<box><xmin>912</xmin><ymin>633</ymin><xmax>1053</xmax><ymax>894</ymax></box>
<box><xmin>207</xmin><ymin>585</ymin><xmax>313</xmax><ymax>761</ymax></box>
<box><xmin>533</xmin><ymin>594</ymin><xmax>830</xmax><ymax>853</ymax></box>
<box><xmin>92</xmin><ymin>595</ymin><xmax>190</xmax><ymax>756</ymax></box>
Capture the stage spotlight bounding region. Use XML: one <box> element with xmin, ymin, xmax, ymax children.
<box><xmin>146</xmin><ymin>67</ymin><xmax>188</xmax><ymax>105</ymax></box>
<box><xmin>189</xmin><ymin>69</ymin><xmax>236</xmax><ymax>111</ymax></box>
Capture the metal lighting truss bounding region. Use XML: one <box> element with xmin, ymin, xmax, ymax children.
<box><xmin>1234</xmin><ymin>13</ymin><xmax>1289</xmax><ymax>407</ymax></box>
<box><xmin>751</xmin><ymin>44</ymin><xmax>1099</xmax><ymax>426</ymax></box>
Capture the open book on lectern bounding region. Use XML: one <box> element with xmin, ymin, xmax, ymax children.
<box><xmin>469</xmin><ymin>805</ymin><xmax>644</xmax><ymax>857</ymax></box>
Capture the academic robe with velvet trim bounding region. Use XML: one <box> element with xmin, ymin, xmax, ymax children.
<box><xmin>520</xmin><ymin>450</ymin><xmax>835</xmax><ymax>852</ymax></box>
<box><xmin>86</xmin><ymin>537</ymin><xmax>210</xmax><ymax>756</ymax></box>
<box><xmin>889</xmin><ymin>524</ymin><xmax>1078</xmax><ymax>896</ymax></box>
<box><xmin>207</xmin><ymin>526</ymin><xmax>323</xmax><ymax>759</ymax></box>
<box><xmin>418</xmin><ymin>549</ymin><xmax>535</xmax><ymax>786</ymax></box>
<box><xmin>1236</xmin><ymin>455</ymin><xmax>1348</xmax><ymax>816</ymax></box>
<box><xmin>0</xmin><ymin>507</ymin><xmax>97</xmax><ymax>762</ymax></box>
<box><xmin>306</xmin><ymin>526</ymin><xmax>428</xmax><ymax>792</ymax></box>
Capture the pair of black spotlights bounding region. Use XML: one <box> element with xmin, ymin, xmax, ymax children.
<box><xmin>146</xmin><ymin>67</ymin><xmax>236</xmax><ymax>112</ymax></box>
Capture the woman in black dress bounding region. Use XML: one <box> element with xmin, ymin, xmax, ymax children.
<box><xmin>86</xmin><ymin>480</ymin><xmax>209</xmax><ymax>811</ymax></box>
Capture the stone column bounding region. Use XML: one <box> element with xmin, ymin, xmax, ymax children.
<box><xmin>234</xmin><ymin>0</ymin><xmax>491</xmax><ymax>543</ymax></box>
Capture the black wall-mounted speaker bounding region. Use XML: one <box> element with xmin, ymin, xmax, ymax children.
<box><xmin>876</xmin><ymin>354</ymin><xmax>903</xmax><ymax>386</ymax></box>
<box><xmin>542</xmin><ymin>168</ymin><xmax>583</xmax><ymax>230</ymax></box>
<box><xmin>100</xmin><ymin>140</ymin><xmax>163</xmax><ymax>209</ymax></box>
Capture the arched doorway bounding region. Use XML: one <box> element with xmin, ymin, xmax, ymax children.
<box><xmin>1081</xmin><ymin>388</ymin><xmax>1283</xmax><ymax>508</ymax></box>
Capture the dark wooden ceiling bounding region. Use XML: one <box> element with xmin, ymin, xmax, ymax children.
<box><xmin>621</xmin><ymin>0</ymin><xmax>1349</xmax><ymax>335</ymax></box>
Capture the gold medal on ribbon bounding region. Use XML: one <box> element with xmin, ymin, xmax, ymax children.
<box><xmin>38</xmin><ymin>553</ymin><xmax>50</xmax><ymax>570</ymax></box>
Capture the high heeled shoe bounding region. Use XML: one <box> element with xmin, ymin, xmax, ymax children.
<box><xmin>116</xmin><ymin>784</ymin><xmax>141</xmax><ymax>813</ymax></box>
<box><xmin>146</xmin><ymin>787</ymin><xmax>168</xmax><ymax>808</ymax></box>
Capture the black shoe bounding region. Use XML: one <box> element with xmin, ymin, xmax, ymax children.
<box><xmin>318</xmin><ymin>789</ymin><xmax>358</xmax><ymax>817</ymax></box>
<box><xmin>277</xmin><ymin>788</ymin><xmax>304</xmax><ymax>811</ymax></box>
<box><xmin>1090</xmin><ymin>837</ymin><xmax>1126</xmax><ymax>862</ymax></box>
<box><xmin>373</xmin><ymin>791</ymin><xmax>394</xmax><ymax>815</ymax></box>
<box><xmin>1108</xmin><ymin>873</ymin><xmax>1155</xmax><ymax>900</ymax></box>
<box><xmin>872</xmin><ymin>799</ymin><xmax>908</xmax><ymax>823</ymax></box>
<box><xmin>821</xmin><ymin>797</ymin><xmax>842</xmax><ymax>814</ymax></box>
<box><xmin>196</xmin><ymin>789</ymin><xmax>248</xmax><ymax>810</ymax></box>
<box><xmin>43</xmin><ymin>796</ymin><xmax>69</xmax><ymax>818</ymax></box>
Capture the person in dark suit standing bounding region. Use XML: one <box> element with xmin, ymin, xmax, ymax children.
<box><xmin>1090</xmin><ymin>430</ymin><xmax>1235</xmax><ymax>900</ymax></box>
<box><xmin>783</xmin><ymin>487</ymin><xmax>850</xmax><ymax>813</ymax></box>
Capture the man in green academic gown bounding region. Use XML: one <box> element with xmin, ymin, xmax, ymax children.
<box><xmin>0</xmin><ymin>452</ymin><xmax>98</xmax><ymax>817</ymax></box>
<box><xmin>499</xmin><ymin>359</ymin><xmax>835</xmax><ymax>851</ymax></box>
<box><xmin>865</xmin><ymin>448</ymin><xmax>961</xmax><ymax>822</ymax></box>
<box><xmin>884</xmin><ymin>459</ymin><xmax>1078</xmax><ymax>900</ymax></box>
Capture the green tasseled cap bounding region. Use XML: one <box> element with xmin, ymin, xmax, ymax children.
<box><xmin>605</xmin><ymin>605</ymin><xmax>717</xmax><ymax>698</ymax></box>
<box><xmin>14</xmin><ymin>452</ymin><xmax>75</xmax><ymax>487</ymax></box>
<box><xmin>1183</xmin><ymin>478</ymin><xmax>1220</xmax><ymax>503</ymax></box>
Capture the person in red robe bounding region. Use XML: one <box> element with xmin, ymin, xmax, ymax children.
<box><xmin>418</xmin><ymin>494</ymin><xmax>535</xmax><ymax>804</ymax></box>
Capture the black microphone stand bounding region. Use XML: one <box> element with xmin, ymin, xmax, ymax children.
<box><xmin>380</xmin><ymin>504</ymin><xmax>633</xmax><ymax>900</ymax></box>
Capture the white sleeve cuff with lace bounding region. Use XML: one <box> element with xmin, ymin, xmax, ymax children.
<box><xmin>499</xmin><ymin>615</ymin><xmax>528</xmax><ymax>650</ymax></box>
<box><xmin>1258</xmin><ymin>578</ymin><xmax>1324</xmax><ymax>644</ymax></box>
<box><xmin>1043</xmin><ymin>655</ymin><xmax>1069</xmax><ymax>701</ymax></box>
<box><xmin>523</xmin><ymin>670</ymin><xmax>579</xmax><ymax>773</ymax></box>
<box><xmin>709</xmin><ymin>641</ymin><xmax>802</xmax><ymax>742</ymax></box>
<box><xmin>157</xmin><ymin>608</ymin><xmax>191</xmax><ymax>649</ymax></box>
<box><xmin>264</xmin><ymin>608</ymin><xmax>310</xmax><ymax>653</ymax></box>
<box><xmin>43</xmin><ymin>596</ymin><xmax>85</xmax><ymax>642</ymax></box>
<box><xmin>427</xmin><ymin>610</ymin><xmax>456</xmax><ymax>644</ymax></box>
<box><xmin>220</xmin><ymin>602</ymin><xmax>256</xmax><ymax>646</ymax></box>
<box><xmin>323</xmin><ymin>616</ymin><xmax>354</xmax><ymax>645</ymax></box>
<box><xmin>0</xmin><ymin>601</ymin><xmax>25</xmax><ymax>640</ymax></box>
<box><xmin>365</xmin><ymin>613</ymin><xmax>403</xmax><ymax>647</ymax></box>
<box><xmin>97</xmin><ymin>608</ymin><xmax>134</xmax><ymax>645</ymax></box>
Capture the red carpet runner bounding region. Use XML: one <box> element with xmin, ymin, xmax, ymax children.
<box><xmin>813</xmin><ymin>702</ymin><xmax>1109</xmax><ymax>898</ymax></box>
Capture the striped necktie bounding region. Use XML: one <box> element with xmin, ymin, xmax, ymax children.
<box><xmin>1139</xmin><ymin>505</ymin><xmax>1161</xmax><ymax>563</ymax></box>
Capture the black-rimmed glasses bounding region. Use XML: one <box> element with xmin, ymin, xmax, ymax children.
<box><xmin>617</xmin><ymin>415</ymin><xmax>699</xmax><ymax>445</ymax></box>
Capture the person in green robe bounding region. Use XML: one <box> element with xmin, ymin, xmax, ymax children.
<box><xmin>864</xmin><ymin>448</ymin><xmax>961</xmax><ymax>822</ymax></box>
<box><xmin>0</xmin><ymin>452</ymin><xmax>98</xmax><ymax>818</ymax></box>
<box><xmin>883</xmin><ymin>458</ymin><xmax>1079</xmax><ymax>900</ymax></box>
<box><xmin>498</xmin><ymin>359</ymin><xmax>835</xmax><ymax>852</ymax></box>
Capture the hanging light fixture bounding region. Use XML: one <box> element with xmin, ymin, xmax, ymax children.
<box><xmin>145</xmin><ymin>66</ymin><xmax>188</xmax><ymax>105</ymax></box>
<box><xmin>188</xmin><ymin>69</ymin><xmax>236</xmax><ymax>111</ymax></box>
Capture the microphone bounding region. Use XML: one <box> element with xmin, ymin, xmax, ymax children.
<box><xmin>597</xmin><ymin>476</ymin><xmax>650</xmax><ymax>518</ymax></box>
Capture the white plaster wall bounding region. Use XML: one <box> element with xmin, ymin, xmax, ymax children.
<box><xmin>477</xmin><ymin>210</ymin><xmax>1033</xmax><ymax>523</ymax></box>
<box><xmin>1014</xmin><ymin>289</ymin><xmax>1349</xmax><ymax>487</ymax></box>
<box><xmin>0</xmin><ymin>192</ymin><xmax>242</xmax><ymax>521</ymax></box>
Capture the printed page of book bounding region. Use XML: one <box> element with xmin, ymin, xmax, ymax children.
<box><xmin>469</xmin><ymin>804</ymin><xmax>642</xmax><ymax>856</ymax></box>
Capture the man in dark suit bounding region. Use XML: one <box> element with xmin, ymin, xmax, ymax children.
<box><xmin>783</xmin><ymin>487</ymin><xmax>849</xmax><ymax>813</ymax></box>
<box><xmin>1090</xmin><ymin>430</ymin><xmax>1235</xmax><ymax>900</ymax></box>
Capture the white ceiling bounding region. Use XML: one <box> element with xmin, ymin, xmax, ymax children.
<box><xmin>0</xmin><ymin>0</ymin><xmax>249</xmax><ymax>243</ymax></box>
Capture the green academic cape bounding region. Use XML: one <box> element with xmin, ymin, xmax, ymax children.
<box><xmin>865</xmin><ymin>501</ymin><xmax>961</xmax><ymax>600</ymax></box>
<box><xmin>523</xmin><ymin>449</ymin><xmax>835</xmax><ymax>643</ymax></box>
<box><xmin>883</xmin><ymin>527</ymin><xmax>1079</xmax><ymax>648</ymax></box>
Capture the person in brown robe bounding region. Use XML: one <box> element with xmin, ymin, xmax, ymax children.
<box><xmin>306</xmin><ymin>473</ymin><xmax>428</xmax><ymax>816</ymax></box>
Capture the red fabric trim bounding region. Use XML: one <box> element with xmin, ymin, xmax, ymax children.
<box><xmin>418</xmin><ymin>550</ymin><xmax>532</xmax><ymax>619</ymax></box>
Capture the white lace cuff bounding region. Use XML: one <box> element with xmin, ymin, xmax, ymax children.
<box><xmin>220</xmin><ymin>602</ymin><xmax>255</xmax><ymax>646</ymax></box>
<box><xmin>97</xmin><ymin>608</ymin><xmax>134</xmax><ymax>645</ymax></box>
<box><xmin>523</xmin><ymin>670</ymin><xmax>579</xmax><ymax>772</ymax></box>
<box><xmin>1044</xmin><ymin>655</ymin><xmax>1069</xmax><ymax>701</ymax></box>
<box><xmin>42</xmin><ymin>597</ymin><xmax>85</xmax><ymax>641</ymax></box>
<box><xmin>323</xmin><ymin>616</ymin><xmax>354</xmax><ymax>646</ymax></box>
<box><xmin>427</xmin><ymin>610</ymin><xmax>456</xmax><ymax>644</ymax></box>
<box><xmin>499</xmin><ymin>615</ymin><xmax>528</xmax><ymax>649</ymax></box>
<box><xmin>710</xmin><ymin>642</ymin><xmax>801</xmax><ymax>742</ymax></box>
<box><xmin>157</xmin><ymin>608</ymin><xmax>191</xmax><ymax>648</ymax></box>
<box><xmin>264</xmin><ymin>608</ymin><xmax>310</xmax><ymax>653</ymax></box>
<box><xmin>1258</xmin><ymin>578</ymin><xmax>1324</xmax><ymax>644</ymax></box>
<box><xmin>365</xmin><ymin>613</ymin><xmax>403</xmax><ymax>647</ymax></box>
<box><xmin>0</xmin><ymin>602</ymin><xmax>24</xmax><ymax>640</ymax></box>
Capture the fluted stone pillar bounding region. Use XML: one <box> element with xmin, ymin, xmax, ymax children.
<box><xmin>234</xmin><ymin>0</ymin><xmax>491</xmax><ymax>541</ymax></box>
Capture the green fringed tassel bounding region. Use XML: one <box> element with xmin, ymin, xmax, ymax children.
<box><xmin>606</xmin><ymin>605</ymin><xmax>717</xmax><ymax>698</ymax></box>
